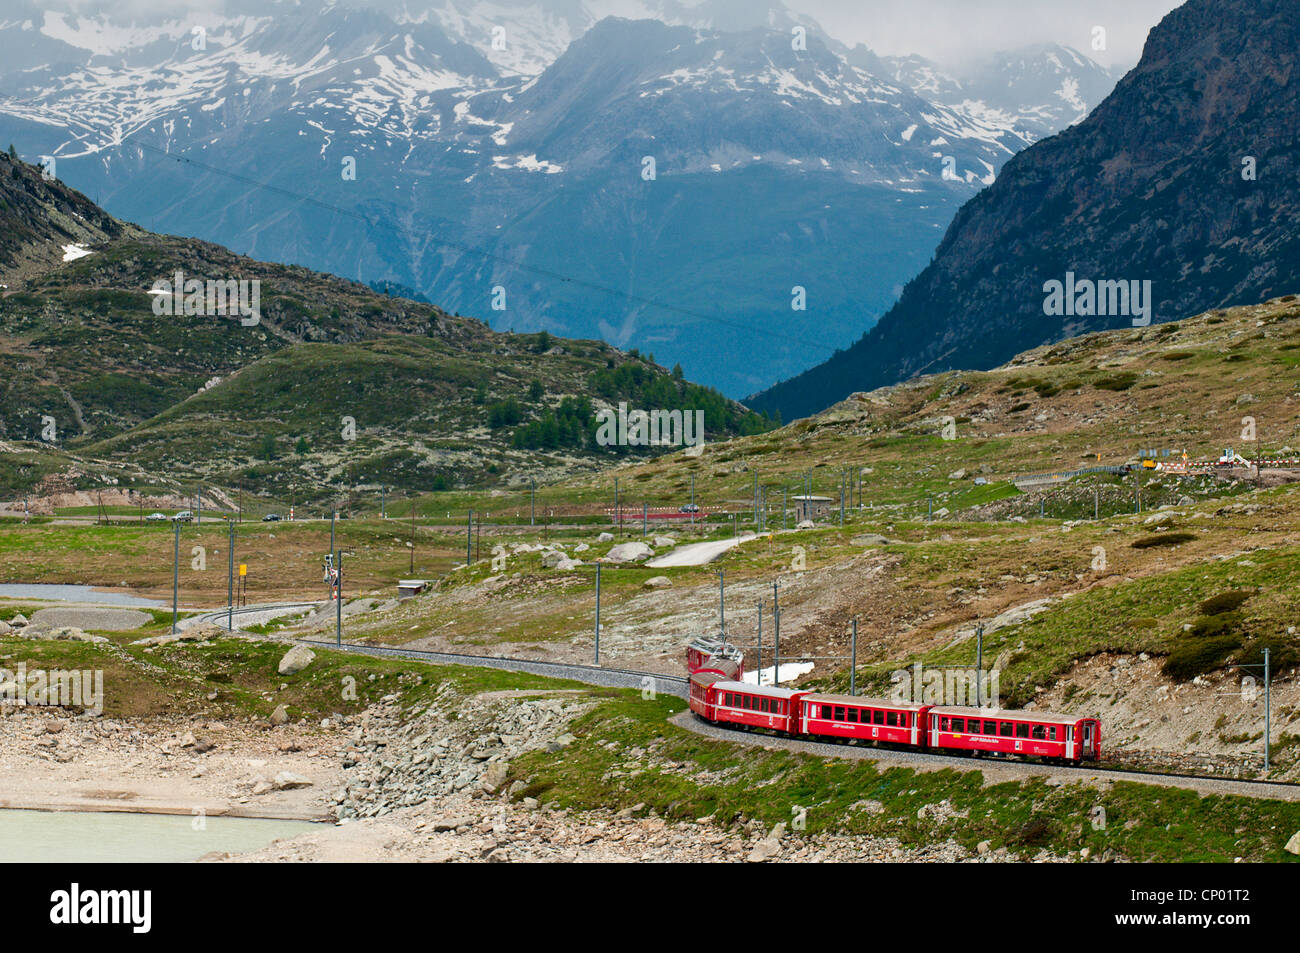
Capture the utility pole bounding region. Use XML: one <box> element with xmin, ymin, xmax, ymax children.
<box><xmin>466</xmin><ymin>509</ymin><xmax>473</xmax><ymax>565</ymax></box>
<box><xmin>1265</xmin><ymin>646</ymin><xmax>1271</xmax><ymax>773</ymax></box>
<box><xmin>330</xmin><ymin>509</ymin><xmax>336</xmax><ymax>557</ymax></box>
<box><xmin>614</xmin><ymin>477</ymin><xmax>620</xmax><ymax>537</ymax></box>
<box><xmin>409</xmin><ymin>499</ymin><xmax>416</xmax><ymax>574</ymax></box>
<box><xmin>642</xmin><ymin>502</ymin><xmax>647</xmax><ymax>537</ymax></box>
<box><xmin>783</xmin><ymin>487</ymin><xmax>787</xmax><ymax>529</ymax></box>
<box><xmin>196</xmin><ymin>486</ymin><xmax>201</xmax><ymax>526</ymax></box>
<box><xmin>336</xmin><ymin>549</ymin><xmax>343</xmax><ymax>647</ymax></box>
<box><xmin>975</xmin><ymin>622</ymin><xmax>985</xmax><ymax>707</ymax></box>
<box><xmin>850</xmin><ymin>618</ymin><xmax>857</xmax><ymax>696</ymax></box>
<box><xmin>756</xmin><ymin>600</ymin><xmax>762</xmax><ymax>677</ymax></box>
<box><xmin>772</xmin><ymin>581</ymin><xmax>780</xmax><ymax>687</ymax></box>
<box><xmin>718</xmin><ymin>569</ymin><xmax>725</xmax><ymax>636</ymax></box>
<box><xmin>227</xmin><ymin>519</ymin><xmax>235</xmax><ymax>631</ymax></box>
<box><xmin>753</xmin><ymin>470</ymin><xmax>759</xmax><ymax>531</ymax></box>
<box><xmin>1095</xmin><ymin>486</ymin><xmax>1100</xmax><ymax>521</ymax></box>
<box><xmin>171</xmin><ymin>520</ymin><xmax>180</xmax><ymax>634</ymax></box>
<box><xmin>530</xmin><ymin>479</ymin><xmax>535</xmax><ymax>526</ymax></box>
<box><xmin>690</xmin><ymin>473</ymin><xmax>695</xmax><ymax>528</ymax></box>
<box><xmin>594</xmin><ymin>563</ymin><xmax>601</xmax><ymax>665</ymax></box>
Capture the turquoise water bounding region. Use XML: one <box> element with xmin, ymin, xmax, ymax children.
<box><xmin>0</xmin><ymin>809</ymin><xmax>317</xmax><ymax>862</ymax></box>
<box><xmin>0</xmin><ymin>584</ymin><xmax>163</xmax><ymax>607</ymax></box>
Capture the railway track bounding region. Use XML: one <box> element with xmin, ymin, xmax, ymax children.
<box><xmin>673</xmin><ymin>712</ymin><xmax>1300</xmax><ymax>799</ymax></box>
<box><xmin>188</xmin><ymin>600</ymin><xmax>690</xmax><ymax>696</ymax></box>
<box><xmin>192</xmin><ymin>601</ymin><xmax>1293</xmax><ymax>796</ymax></box>
<box><xmin>296</xmin><ymin>638</ymin><xmax>690</xmax><ymax>698</ymax></box>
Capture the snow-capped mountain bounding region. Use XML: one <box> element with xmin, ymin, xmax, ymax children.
<box><xmin>0</xmin><ymin>0</ymin><xmax>1121</xmax><ymax>395</ymax></box>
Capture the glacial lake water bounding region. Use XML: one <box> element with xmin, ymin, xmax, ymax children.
<box><xmin>0</xmin><ymin>809</ymin><xmax>317</xmax><ymax>863</ymax></box>
<box><xmin>0</xmin><ymin>584</ymin><xmax>164</xmax><ymax>607</ymax></box>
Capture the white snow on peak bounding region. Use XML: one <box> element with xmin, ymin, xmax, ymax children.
<box><xmin>492</xmin><ymin>153</ymin><xmax>562</xmax><ymax>173</ymax></box>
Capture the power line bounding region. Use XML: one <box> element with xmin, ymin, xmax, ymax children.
<box><xmin>122</xmin><ymin>136</ymin><xmax>837</xmax><ymax>355</ymax></box>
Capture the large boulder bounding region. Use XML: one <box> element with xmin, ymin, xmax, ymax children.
<box><xmin>481</xmin><ymin>761</ymin><xmax>511</xmax><ymax>794</ymax></box>
<box><xmin>541</xmin><ymin>550</ymin><xmax>567</xmax><ymax>568</ymax></box>
<box><xmin>605</xmin><ymin>542</ymin><xmax>655</xmax><ymax>563</ymax></box>
<box><xmin>597</xmin><ymin>532</ymin><xmax>614</xmax><ymax>542</ymax></box>
<box><xmin>273</xmin><ymin>771</ymin><xmax>313</xmax><ymax>790</ymax></box>
<box><xmin>643</xmin><ymin>576</ymin><xmax>673</xmax><ymax>589</ymax></box>
<box><xmin>1286</xmin><ymin>831</ymin><xmax>1300</xmax><ymax>856</ymax></box>
<box><xmin>652</xmin><ymin>536</ymin><xmax>677</xmax><ymax>548</ymax></box>
<box><xmin>278</xmin><ymin>645</ymin><xmax>316</xmax><ymax>676</ymax></box>
<box><xmin>852</xmin><ymin>534</ymin><xmax>891</xmax><ymax>546</ymax></box>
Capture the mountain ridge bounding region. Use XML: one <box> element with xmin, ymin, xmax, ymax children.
<box><xmin>749</xmin><ymin>0</ymin><xmax>1300</xmax><ymax>421</ymax></box>
<box><xmin>0</xmin><ymin>1</ymin><xmax>1118</xmax><ymax>396</ymax></box>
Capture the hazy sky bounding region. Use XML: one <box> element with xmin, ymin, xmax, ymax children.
<box><xmin>791</xmin><ymin>0</ymin><xmax>1182</xmax><ymax>67</ymax></box>
<box><xmin>38</xmin><ymin>0</ymin><xmax>1185</xmax><ymax>69</ymax></box>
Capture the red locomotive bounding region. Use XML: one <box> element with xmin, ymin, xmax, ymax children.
<box><xmin>685</xmin><ymin>641</ymin><xmax>1100</xmax><ymax>763</ymax></box>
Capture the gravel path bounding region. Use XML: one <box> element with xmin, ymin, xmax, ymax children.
<box><xmin>646</xmin><ymin>533</ymin><xmax>756</xmax><ymax>567</ymax></box>
<box><xmin>29</xmin><ymin>607</ymin><xmax>152</xmax><ymax>631</ymax></box>
<box><xmin>671</xmin><ymin>711</ymin><xmax>1300</xmax><ymax>801</ymax></box>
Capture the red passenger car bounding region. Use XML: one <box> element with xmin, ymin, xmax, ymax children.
<box><xmin>927</xmin><ymin>707</ymin><xmax>1101</xmax><ymax>761</ymax></box>
<box><xmin>709</xmin><ymin>681</ymin><xmax>805</xmax><ymax>734</ymax></box>
<box><xmin>799</xmin><ymin>694</ymin><xmax>931</xmax><ymax>747</ymax></box>
<box><xmin>688</xmin><ymin>670</ymin><xmax>726</xmax><ymax>721</ymax></box>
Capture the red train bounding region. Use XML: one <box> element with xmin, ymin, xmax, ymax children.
<box><xmin>685</xmin><ymin>640</ymin><xmax>1100</xmax><ymax>763</ymax></box>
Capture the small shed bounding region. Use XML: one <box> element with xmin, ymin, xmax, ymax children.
<box><xmin>397</xmin><ymin>579</ymin><xmax>428</xmax><ymax>599</ymax></box>
<box><xmin>792</xmin><ymin>495</ymin><xmax>834</xmax><ymax>522</ymax></box>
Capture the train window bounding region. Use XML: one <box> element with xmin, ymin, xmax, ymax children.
<box><xmin>723</xmin><ymin>693</ymin><xmax>731</xmax><ymax>706</ymax></box>
<box><xmin>847</xmin><ymin>708</ymin><xmax>858</xmax><ymax>723</ymax></box>
<box><xmin>1000</xmin><ymin>722</ymin><xmax>1013</xmax><ymax>737</ymax></box>
<box><xmin>899</xmin><ymin>713</ymin><xmax>909</xmax><ymax>728</ymax></box>
<box><xmin>940</xmin><ymin>717</ymin><xmax>950</xmax><ymax>731</ymax></box>
<box><xmin>1048</xmin><ymin>726</ymin><xmax>1058</xmax><ymax>741</ymax></box>
<box><xmin>1032</xmin><ymin>725</ymin><xmax>1046</xmax><ymax>740</ymax></box>
<box><xmin>1016</xmin><ymin>723</ymin><xmax>1029</xmax><ymax>738</ymax></box>
<box><xmin>834</xmin><ymin>706</ymin><xmax>845</xmax><ymax>721</ymax></box>
<box><xmin>886</xmin><ymin>711</ymin><xmax>898</xmax><ymax>727</ymax></box>
<box><xmin>984</xmin><ymin>720</ymin><xmax>997</xmax><ymax>735</ymax></box>
<box><xmin>951</xmin><ymin>718</ymin><xmax>965</xmax><ymax>732</ymax></box>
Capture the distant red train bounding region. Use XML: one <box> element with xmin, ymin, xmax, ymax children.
<box><xmin>685</xmin><ymin>639</ymin><xmax>1100</xmax><ymax>763</ymax></box>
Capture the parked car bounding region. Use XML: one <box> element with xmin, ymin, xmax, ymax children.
<box><xmin>262</xmin><ymin>513</ymin><xmax>281</xmax><ymax>522</ymax></box>
<box><xmin>679</xmin><ymin>503</ymin><xmax>701</xmax><ymax>513</ymax></box>
<box><xmin>171</xmin><ymin>510</ymin><xmax>194</xmax><ymax>522</ymax></box>
<box><xmin>145</xmin><ymin>512</ymin><xmax>168</xmax><ymax>521</ymax></box>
